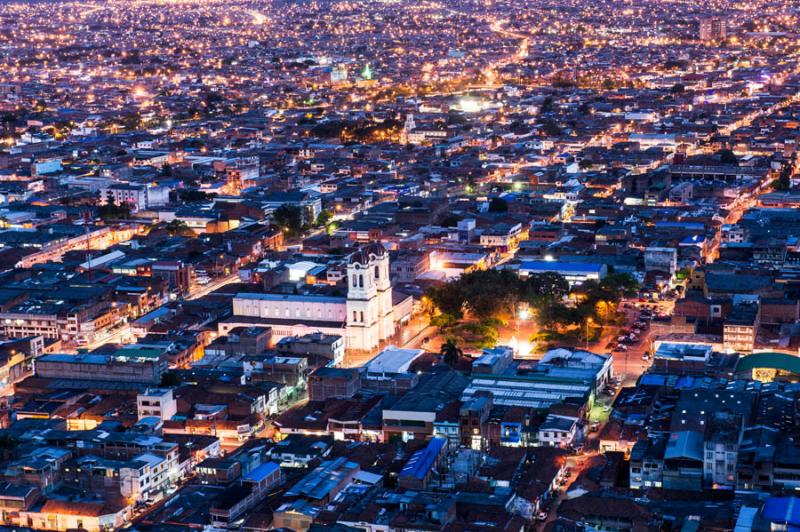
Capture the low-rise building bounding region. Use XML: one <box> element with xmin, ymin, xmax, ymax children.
<box><xmin>537</xmin><ymin>414</ymin><xmax>580</xmax><ymax>448</ymax></box>
<box><xmin>516</xmin><ymin>260</ymin><xmax>607</xmax><ymax>286</ymax></box>
<box><xmin>35</xmin><ymin>351</ymin><xmax>167</xmax><ymax>385</ymax></box>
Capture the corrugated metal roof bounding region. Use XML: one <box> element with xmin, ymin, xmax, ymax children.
<box><xmin>400</xmin><ymin>437</ymin><xmax>446</xmax><ymax>481</ymax></box>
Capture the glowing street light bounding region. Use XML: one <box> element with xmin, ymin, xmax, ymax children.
<box><xmin>585</xmin><ymin>317</ymin><xmax>593</xmax><ymax>351</ymax></box>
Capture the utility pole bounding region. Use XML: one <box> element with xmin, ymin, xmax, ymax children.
<box><xmin>585</xmin><ymin>318</ymin><xmax>593</xmax><ymax>351</ymax></box>
<box><xmin>84</xmin><ymin>209</ymin><xmax>93</xmax><ymax>282</ymax></box>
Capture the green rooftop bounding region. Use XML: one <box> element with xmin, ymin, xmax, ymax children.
<box><xmin>735</xmin><ymin>352</ymin><xmax>800</xmax><ymax>376</ymax></box>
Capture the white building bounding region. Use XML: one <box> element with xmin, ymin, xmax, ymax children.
<box><xmin>703</xmin><ymin>413</ymin><xmax>742</xmax><ymax>488</ymax></box>
<box><xmin>364</xmin><ymin>346</ymin><xmax>425</xmax><ymax>379</ymax></box>
<box><xmin>644</xmin><ymin>247</ymin><xmax>678</xmax><ymax>275</ymax></box>
<box><xmin>537</xmin><ymin>414</ymin><xmax>580</xmax><ymax>448</ymax></box>
<box><xmin>121</xmin><ymin>453</ymin><xmax>173</xmax><ymax>502</ymax></box>
<box><xmin>232</xmin><ymin>244</ymin><xmax>401</xmax><ymax>351</ymax></box>
<box><xmin>100</xmin><ymin>183</ymin><xmax>171</xmax><ymax>212</ymax></box>
<box><xmin>479</xmin><ymin>223</ymin><xmax>524</xmax><ymax>250</ymax></box>
<box><xmin>699</xmin><ymin>18</ymin><xmax>727</xmax><ymax>41</ymax></box>
<box><xmin>137</xmin><ymin>388</ymin><xmax>177</xmax><ymax>421</ymax></box>
<box><xmin>20</xmin><ymin>500</ymin><xmax>131</xmax><ymax>532</ymax></box>
<box><xmin>721</xmin><ymin>224</ymin><xmax>745</xmax><ymax>244</ymax></box>
<box><xmin>517</xmin><ymin>261</ymin><xmax>607</xmax><ymax>287</ymax></box>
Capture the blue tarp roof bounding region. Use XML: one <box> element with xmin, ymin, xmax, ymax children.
<box><xmin>763</xmin><ymin>497</ymin><xmax>800</xmax><ymax>526</ymax></box>
<box><xmin>400</xmin><ymin>438</ymin><xmax>446</xmax><ymax>480</ymax></box>
<box><xmin>639</xmin><ymin>374</ymin><xmax>666</xmax><ymax>387</ymax></box>
<box><xmin>244</xmin><ymin>461</ymin><xmax>280</xmax><ymax>483</ymax></box>
<box><xmin>654</xmin><ymin>221</ymin><xmax>705</xmax><ymax>231</ymax></box>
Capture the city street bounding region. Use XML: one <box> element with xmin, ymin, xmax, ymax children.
<box><xmin>186</xmin><ymin>272</ymin><xmax>241</xmax><ymax>301</ymax></box>
<box><xmin>82</xmin><ymin>323</ymin><xmax>133</xmax><ymax>352</ymax></box>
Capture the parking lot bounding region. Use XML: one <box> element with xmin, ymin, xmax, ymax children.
<box><xmin>605</xmin><ymin>300</ymin><xmax>676</xmax><ymax>385</ymax></box>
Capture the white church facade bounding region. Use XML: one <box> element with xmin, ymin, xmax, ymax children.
<box><xmin>230</xmin><ymin>243</ymin><xmax>401</xmax><ymax>352</ymax></box>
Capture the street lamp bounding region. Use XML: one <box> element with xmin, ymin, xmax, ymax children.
<box><xmin>585</xmin><ymin>317</ymin><xmax>593</xmax><ymax>351</ymax></box>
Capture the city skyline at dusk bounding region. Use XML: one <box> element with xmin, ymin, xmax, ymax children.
<box><xmin>0</xmin><ymin>0</ymin><xmax>798</xmax><ymax>530</ymax></box>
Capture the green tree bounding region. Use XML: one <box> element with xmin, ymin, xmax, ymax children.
<box><xmin>315</xmin><ymin>209</ymin><xmax>333</xmax><ymax>228</ymax></box>
<box><xmin>120</xmin><ymin>111</ymin><xmax>142</xmax><ymax>131</ymax></box>
<box><xmin>539</xmin><ymin>119</ymin><xmax>562</xmax><ymax>137</ymax></box>
<box><xmin>773</xmin><ymin>174</ymin><xmax>791</xmax><ymax>191</ymax></box>
<box><xmin>426</xmin><ymin>269</ymin><xmax>523</xmax><ymax>322</ymax></box>
<box><xmin>0</xmin><ymin>434</ymin><xmax>18</xmax><ymax>460</ymax></box>
<box><xmin>438</xmin><ymin>214</ymin><xmax>461</xmax><ymax>227</ymax></box>
<box><xmin>572</xmin><ymin>273</ymin><xmax>639</xmax><ymax>324</ymax></box>
<box><xmin>537</xmin><ymin>302</ymin><xmax>580</xmax><ymax>329</ymax></box>
<box><xmin>772</xmin><ymin>161</ymin><xmax>794</xmax><ymax>191</ymax></box>
<box><xmin>440</xmin><ymin>339</ymin><xmax>463</xmax><ymax>367</ymax></box>
<box><xmin>165</xmin><ymin>219</ymin><xmax>195</xmax><ymax>237</ymax></box>
<box><xmin>540</xmin><ymin>96</ymin><xmax>554</xmax><ymax>114</ymax></box>
<box><xmin>718</xmin><ymin>149</ymin><xmax>738</xmax><ymax>166</ymax></box>
<box><xmin>446</xmin><ymin>111</ymin><xmax>468</xmax><ymax>126</ymax></box>
<box><xmin>509</xmin><ymin>120</ymin><xmax>529</xmax><ymax>134</ymax></box>
<box><xmin>598</xmin><ymin>273</ymin><xmax>639</xmax><ymax>298</ymax></box>
<box><xmin>273</xmin><ymin>205</ymin><xmax>304</xmax><ymax>237</ymax></box>
<box><xmin>427</xmin><ymin>282</ymin><xmax>465</xmax><ymax>319</ymax></box>
<box><xmin>160</xmin><ymin>372</ymin><xmax>180</xmax><ymax>387</ymax></box>
<box><xmin>523</xmin><ymin>272</ymin><xmax>570</xmax><ymax>305</ymax></box>
<box><xmin>175</xmin><ymin>189</ymin><xmax>210</xmax><ymax>203</ymax></box>
<box><xmin>98</xmin><ymin>199</ymin><xmax>131</xmax><ymax>220</ymax></box>
<box><xmin>488</xmin><ymin>197</ymin><xmax>508</xmax><ymax>212</ymax></box>
<box><xmin>459</xmin><ymin>269</ymin><xmax>521</xmax><ymax>320</ymax></box>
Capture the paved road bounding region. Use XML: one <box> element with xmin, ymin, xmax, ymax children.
<box><xmin>186</xmin><ymin>272</ymin><xmax>240</xmax><ymax>301</ymax></box>
<box><xmin>81</xmin><ymin>323</ymin><xmax>133</xmax><ymax>352</ymax></box>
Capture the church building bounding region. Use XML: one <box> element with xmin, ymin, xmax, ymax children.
<box><xmin>230</xmin><ymin>243</ymin><xmax>405</xmax><ymax>352</ymax></box>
